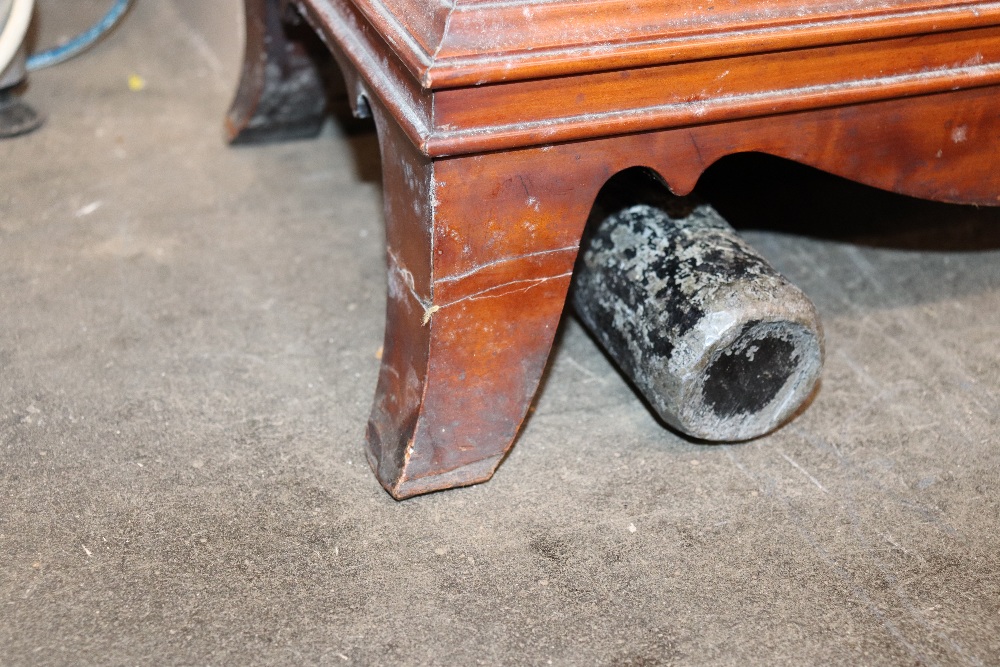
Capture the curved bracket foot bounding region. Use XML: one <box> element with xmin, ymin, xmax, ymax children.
<box><xmin>226</xmin><ymin>0</ymin><xmax>328</xmax><ymax>144</ymax></box>
<box><xmin>364</xmin><ymin>105</ymin><xmax>606</xmax><ymax>498</ymax></box>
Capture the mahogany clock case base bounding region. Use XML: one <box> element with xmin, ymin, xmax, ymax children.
<box><xmin>228</xmin><ymin>0</ymin><xmax>1000</xmax><ymax>498</ymax></box>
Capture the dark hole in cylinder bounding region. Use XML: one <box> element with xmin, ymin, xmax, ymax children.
<box><xmin>702</xmin><ymin>330</ymin><xmax>798</xmax><ymax>419</ymax></box>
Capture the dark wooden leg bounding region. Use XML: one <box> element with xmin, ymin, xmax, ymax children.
<box><xmin>226</xmin><ymin>0</ymin><xmax>328</xmax><ymax>144</ymax></box>
<box><xmin>364</xmin><ymin>104</ymin><xmax>616</xmax><ymax>498</ymax></box>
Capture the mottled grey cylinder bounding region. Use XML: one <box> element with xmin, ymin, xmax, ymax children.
<box><xmin>571</xmin><ymin>200</ymin><xmax>824</xmax><ymax>441</ymax></box>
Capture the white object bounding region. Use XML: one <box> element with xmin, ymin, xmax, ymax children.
<box><xmin>0</xmin><ymin>0</ymin><xmax>33</xmax><ymax>80</ymax></box>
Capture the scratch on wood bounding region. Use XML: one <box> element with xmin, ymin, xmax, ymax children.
<box><xmin>447</xmin><ymin>272</ymin><xmax>572</xmax><ymax>306</ymax></box>
<box><xmin>421</xmin><ymin>271</ymin><xmax>573</xmax><ymax>324</ymax></box>
<box><xmin>387</xmin><ymin>248</ymin><xmax>431</xmax><ymax>310</ymax></box>
<box><xmin>436</xmin><ymin>246</ymin><xmax>578</xmax><ymax>284</ymax></box>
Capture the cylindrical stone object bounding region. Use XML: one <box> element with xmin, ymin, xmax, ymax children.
<box><xmin>571</xmin><ymin>199</ymin><xmax>824</xmax><ymax>441</ymax></box>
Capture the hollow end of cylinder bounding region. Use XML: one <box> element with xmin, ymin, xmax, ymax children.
<box><xmin>674</xmin><ymin>318</ymin><xmax>823</xmax><ymax>442</ymax></box>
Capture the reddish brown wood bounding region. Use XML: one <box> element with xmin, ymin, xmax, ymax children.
<box><xmin>365</xmin><ymin>101</ymin><xmax>591</xmax><ymax>497</ymax></box>
<box><xmin>328</xmin><ymin>0</ymin><xmax>1000</xmax><ymax>87</ymax></box>
<box><xmin>366</xmin><ymin>85</ymin><xmax>1000</xmax><ymax>497</ymax></box>
<box><xmin>429</xmin><ymin>26</ymin><xmax>1000</xmax><ymax>154</ymax></box>
<box><xmin>231</xmin><ymin>0</ymin><xmax>1000</xmax><ymax>497</ymax></box>
<box><xmin>297</xmin><ymin>0</ymin><xmax>1000</xmax><ymax>157</ymax></box>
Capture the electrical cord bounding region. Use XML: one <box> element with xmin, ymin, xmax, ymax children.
<box><xmin>26</xmin><ymin>0</ymin><xmax>132</xmax><ymax>71</ymax></box>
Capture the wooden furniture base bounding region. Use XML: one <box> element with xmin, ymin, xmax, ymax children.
<box><xmin>230</xmin><ymin>0</ymin><xmax>1000</xmax><ymax>498</ymax></box>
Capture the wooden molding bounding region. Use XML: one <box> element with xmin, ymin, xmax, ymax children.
<box><xmin>299</xmin><ymin>0</ymin><xmax>1000</xmax><ymax>158</ymax></box>
<box><xmin>303</xmin><ymin>0</ymin><xmax>1000</xmax><ymax>87</ymax></box>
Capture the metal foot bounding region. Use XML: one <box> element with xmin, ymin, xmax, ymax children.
<box><xmin>572</xmin><ymin>175</ymin><xmax>824</xmax><ymax>441</ymax></box>
<box><xmin>0</xmin><ymin>88</ymin><xmax>43</xmax><ymax>138</ymax></box>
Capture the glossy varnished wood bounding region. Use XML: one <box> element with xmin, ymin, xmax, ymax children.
<box><xmin>297</xmin><ymin>0</ymin><xmax>1000</xmax><ymax>156</ymax></box>
<box><xmin>319</xmin><ymin>0</ymin><xmax>1000</xmax><ymax>86</ymax></box>
<box><xmin>231</xmin><ymin>0</ymin><xmax>1000</xmax><ymax>497</ymax></box>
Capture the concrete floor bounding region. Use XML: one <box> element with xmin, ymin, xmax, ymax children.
<box><xmin>2</xmin><ymin>2</ymin><xmax>999</xmax><ymax>665</ymax></box>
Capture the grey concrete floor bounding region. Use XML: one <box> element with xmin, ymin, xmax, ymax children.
<box><xmin>2</xmin><ymin>2</ymin><xmax>999</xmax><ymax>665</ymax></box>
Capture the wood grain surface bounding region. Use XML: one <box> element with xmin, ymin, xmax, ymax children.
<box><xmin>230</xmin><ymin>0</ymin><xmax>1000</xmax><ymax>496</ymax></box>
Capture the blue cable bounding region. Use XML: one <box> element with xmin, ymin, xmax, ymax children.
<box><xmin>26</xmin><ymin>0</ymin><xmax>133</xmax><ymax>71</ymax></box>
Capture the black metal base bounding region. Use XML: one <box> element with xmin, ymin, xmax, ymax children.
<box><xmin>0</xmin><ymin>89</ymin><xmax>44</xmax><ymax>138</ymax></box>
